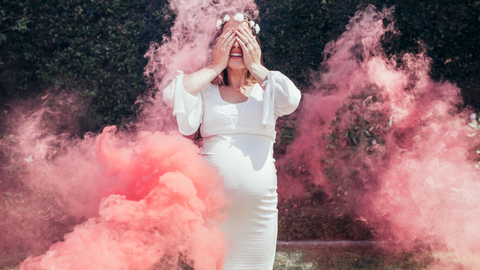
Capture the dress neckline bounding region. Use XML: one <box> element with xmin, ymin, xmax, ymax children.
<box><xmin>216</xmin><ymin>84</ymin><xmax>258</xmax><ymax>124</ymax></box>
<box><xmin>216</xmin><ymin>84</ymin><xmax>258</xmax><ymax>104</ymax></box>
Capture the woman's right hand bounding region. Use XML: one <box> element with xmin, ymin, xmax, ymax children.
<box><xmin>211</xmin><ymin>28</ymin><xmax>236</xmax><ymax>70</ymax></box>
<box><xmin>182</xmin><ymin>29</ymin><xmax>235</xmax><ymax>96</ymax></box>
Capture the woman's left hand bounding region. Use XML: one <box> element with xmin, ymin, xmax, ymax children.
<box><xmin>235</xmin><ymin>26</ymin><xmax>269</xmax><ymax>86</ymax></box>
<box><xmin>235</xmin><ymin>26</ymin><xmax>262</xmax><ymax>71</ymax></box>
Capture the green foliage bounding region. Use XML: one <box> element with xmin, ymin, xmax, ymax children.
<box><xmin>0</xmin><ymin>0</ymin><xmax>173</xmax><ymax>126</ymax></box>
<box><xmin>257</xmin><ymin>0</ymin><xmax>480</xmax><ymax>109</ymax></box>
<box><xmin>0</xmin><ymin>0</ymin><xmax>479</xmax><ymax>246</ymax></box>
<box><xmin>276</xmin><ymin>85</ymin><xmax>390</xmax><ymax>241</ymax></box>
<box><xmin>1</xmin><ymin>0</ymin><xmax>479</xmax><ymax>129</ymax></box>
<box><xmin>261</xmin><ymin>0</ymin><xmax>479</xmax><ymax>241</ymax></box>
<box><xmin>0</xmin><ymin>1</ymin><xmax>30</xmax><ymax>46</ymax></box>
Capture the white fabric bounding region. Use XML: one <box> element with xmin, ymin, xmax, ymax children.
<box><xmin>163</xmin><ymin>71</ymin><xmax>301</xmax><ymax>270</ymax></box>
<box><xmin>163</xmin><ymin>70</ymin><xmax>301</xmax><ymax>140</ymax></box>
<box><xmin>222</xmin><ymin>101</ymin><xmax>246</xmax><ymax>123</ymax></box>
<box><xmin>202</xmin><ymin>134</ymin><xmax>277</xmax><ymax>269</ymax></box>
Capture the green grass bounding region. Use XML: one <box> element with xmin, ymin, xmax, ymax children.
<box><xmin>0</xmin><ymin>254</ymin><xmax>21</xmax><ymax>270</ymax></box>
<box><xmin>2</xmin><ymin>248</ymin><xmax>480</xmax><ymax>270</ymax></box>
<box><xmin>273</xmin><ymin>247</ymin><xmax>480</xmax><ymax>270</ymax></box>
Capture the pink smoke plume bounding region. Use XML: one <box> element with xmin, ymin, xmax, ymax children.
<box><xmin>0</xmin><ymin>0</ymin><xmax>260</xmax><ymax>269</ymax></box>
<box><xmin>278</xmin><ymin>5</ymin><xmax>480</xmax><ymax>256</ymax></box>
<box><xmin>5</xmin><ymin>0</ymin><xmax>480</xmax><ymax>268</ymax></box>
<box><xmin>20</xmin><ymin>127</ymin><xmax>228</xmax><ymax>270</ymax></box>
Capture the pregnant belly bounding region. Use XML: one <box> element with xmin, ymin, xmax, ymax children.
<box><xmin>202</xmin><ymin>134</ymin><xmax>277</xmax><ymax>198</ymax></box>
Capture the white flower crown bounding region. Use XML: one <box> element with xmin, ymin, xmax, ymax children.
<box><xmin>216</xmin><ymin>13</ymin><xmax>260</xmax><ymax>34</ymax></box>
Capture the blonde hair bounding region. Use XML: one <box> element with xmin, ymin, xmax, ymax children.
<box><xmin>211</xmin><ymin>69</ymin><xmax>256</xmax><ymax>86</ymax></box>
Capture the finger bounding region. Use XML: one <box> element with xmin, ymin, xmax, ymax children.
<box><xmin>239</xmin><ymin>26</ymin><xmax>254</xmax><ymax>39</ymax></box>
<box><xmin>222</xmin><ymin>30</ymin><xmax>236</xmax><ymax>48</ymax></box>
<box><xmin>238</xmin><ymin>27</ymin><xmax>256</xmax><ymax>45</ymax></box>
<box><xmin>236</xmin><ymin>29</ymin><xmax>256</xmax><ymax>51</ymax></box>
<box><xmin>217</xmin><ymin>28</ymin><xmax>232</xmax><ymax>44</ymax></box>
<box><xmin>223</xmin><ymin>31</ymin><xmax>235</xmax><ymax>49</ymax></box>
<box><xmin>235</xmin><ymin>29</ymin><xmax>250</xmax><ymax>47</ymax></box>
<box><xmin>225</xmin><ymin>34</ymin><xmax>235</xmax><ymax>50</ymax></box>
<box><xmin>235</xmin><ymin>36</ymin><xmax>248</xmax><ymax>53</ymax></box>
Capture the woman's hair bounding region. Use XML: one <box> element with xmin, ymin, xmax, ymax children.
<box><xmin>211</xmin><ymin>14</ymin><xmax>263</xmax><ymax>86</ymax></box>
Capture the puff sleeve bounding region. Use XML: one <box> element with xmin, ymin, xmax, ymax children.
<box><xmin>163</xmin><ymin>70</ymin><xmax>203</xmax><ymax>135</ymax></box>
<box><xmin>261</xmin><ymin>71</ymin><xmax>301</xmax><ymax>133</ymax></box>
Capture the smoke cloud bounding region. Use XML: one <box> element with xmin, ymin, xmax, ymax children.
<box><xmin>19</xmin><ymin>126</ymin><xmax>229</xmax><ymax>270</ymax></box>
<box><xmin>1</xmin><ymin>0</ymin><xmax>259</xmax><ymax>269</ymax></box>
<box><xmin>3</xmin><ymin>1</ymin><xmax>480</xmax><ymax>269</ymax></box>
<box><xmin>278</xmin><ymin>5</ymin><xmax>480</xmax><ymax>257</ymax></box>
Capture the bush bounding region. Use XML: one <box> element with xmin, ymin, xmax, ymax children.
<box><xmin>1</xmin><ymin>0</ymin><xmax>479</xmax><ymax>128</ymax></box>
<box><xmin>0</xmin><ymin>0</ymin><xmax>173</xmax><ymax>126</ymax></box>
<box><xmin>0</xmin><ymin>0</ymin><xmax>479</xmax><ymax>243</ymax></box>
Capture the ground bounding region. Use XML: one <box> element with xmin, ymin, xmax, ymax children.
<box><xmin>1</xmin><ymin>247</ymin><xmax>480</xmax><ymax>270</ymax></box>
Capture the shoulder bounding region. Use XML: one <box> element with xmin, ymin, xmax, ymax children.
<box><xmin>201</xmin><ymin>83</ymin><xmax>218</xmax><ymax>99</ymax></box>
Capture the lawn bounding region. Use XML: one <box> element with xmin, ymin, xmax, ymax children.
<box><xmin>273</xmin><ymin>247</ymin><xmax>480</xmax><ymax>270</ymax></box>
<box><xmin>2</xmin><ymin>247</ymin><xmax>479</xmax><ymax>270</ymax></box>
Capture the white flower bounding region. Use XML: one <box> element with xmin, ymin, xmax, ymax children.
<box><xmin>372</xmin><ymin>139</ymin><xmax>377</xmax><ymax>146</ymax></box>
<box><xmin>471</xmin><ymin>113</ymin><xmax>477</xmax><ymax>120</ymax></box>
<box><xmin>216</xmin><ymin>19</ymin><xmax>223</xmax><ymax>30</ymax></box>
<box><xmin>254</xmin><ymin>23</ymin><xmax>260</xmax><ymax>34</ymax></box>
<box><xmin>234</xmin><ymin>13</ymin><xmax>244</xmax><ymax>23</ymax></box>
<box><xmin>223</xmin><ymin>15</ymin><xmax>231</xmax><ymax>22</ymax></box>
<box><xmin>249</xmin><ymin>21</ymin><xmax>255</xmax><ymax>28</ymax></box>
<box><xmin>24</xmin><ymin>155</ymin><xmax>33</xmax><ymax>163</ymax></box>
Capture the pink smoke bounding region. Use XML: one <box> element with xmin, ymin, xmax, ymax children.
<box><xmin>279</xmin><ymin>5</ymin><xmax>480</xmax><ymax>256</ymax></box>
<box><xmin>20</xmin><ymin>127</ymin><xmax>228</xmax><ymax>270</ymax></box>
<box><xmin>5</xmin><ymin>1</ymin><xmax>479</xmax><ymax>268</ymax></box>
<box><xmin>0</xmin><ymin>0</ymin><xmax>261</xmax><ymax>269</ymax></box>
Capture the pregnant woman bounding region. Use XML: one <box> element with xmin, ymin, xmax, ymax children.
<box><xmin>163</xmin><ymin>13</ymin><xmax>301</xmax><ymax>270</ymax></box>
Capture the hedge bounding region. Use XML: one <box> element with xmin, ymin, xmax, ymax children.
<box><xmin>1</xmin><ymin>0</ymin><xmax>479</xmax><ymax>127</ymax></box>
<box><xmin>0</xmin><ymin>0</ymin><xmax>479</xmax><ymax>247</ymax></box>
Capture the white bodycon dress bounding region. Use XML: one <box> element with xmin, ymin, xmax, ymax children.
<box><xmin>163</xmin><ymin>71</ymin><xmax>301</xmax><ymax>270</ymax></box>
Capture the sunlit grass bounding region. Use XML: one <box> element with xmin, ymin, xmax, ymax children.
<box><xmin>0</xmin><ymin>254</ymin><xmax>20</xmax><ymax>270</ymax></box>
<box><xmin>2</xmin><ymin>248</ymin><xmax>480</xmax><ymax>270</ymax></box>
<box><xmin>273</xmin><ymin>247</ymin><xmax>480</xmax><ymax>270</ymax></box>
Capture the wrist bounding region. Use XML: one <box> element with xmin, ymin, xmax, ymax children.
<box><xmin>208</xmin><ymin>63</ymin><xmax>226</xmax><ymax>75</ymax></box>
<box><xmin>249</xmin><ymin>63</ymin><xmax>269</xmax><ymax>84</ymax></box>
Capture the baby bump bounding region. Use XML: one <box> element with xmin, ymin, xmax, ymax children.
<box><xmin>202</xmin><ymin>134</ymin><xmax>277</xmax><ymax>198</ymax></box>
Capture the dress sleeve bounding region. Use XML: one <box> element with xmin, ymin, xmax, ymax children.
<box><xmin>261</xmin><ymin>71</ymin><xmax>302</xmax><ymax>133</ymax></box>
<box><xmin>163</xmin><ymin>70</ymin><xmax>203</xmax><ymax>135</ymax></box>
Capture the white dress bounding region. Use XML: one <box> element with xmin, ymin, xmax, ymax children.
<box><xmin>163</xmin><ymin>71</ymin><xmax>301</xmax><ymax>270</ymax></box>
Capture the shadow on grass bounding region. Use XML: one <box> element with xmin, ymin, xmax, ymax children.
<box><xmin>0</xmin><ymin>253</ymin><xmax>23</xmax><ymax>270</ymax></box>
<box><xmin>2</xmin><ymin>246</ymin><xmax>479</xmax><ymax>270</ymax></box>
<box><xmin>274</xmin><ymin>246</ymin><xmax>478</xmax><ymax>270</ymax></box>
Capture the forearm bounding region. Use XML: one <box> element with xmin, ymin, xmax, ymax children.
<box><xmin>183</xmin><ymin>64</ymin><xmax>225</xmax><ymax>96</ymax></box>
<box><xmin>249</xmin><ymin>63</ymin><xmax>269</xmax><ymax>89</ymax></box>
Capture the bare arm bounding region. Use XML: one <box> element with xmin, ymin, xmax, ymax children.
<box><xmin>183</xmin><ymin>28</ymin><xmax>236</xmax><ymax>96</ymax></box>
